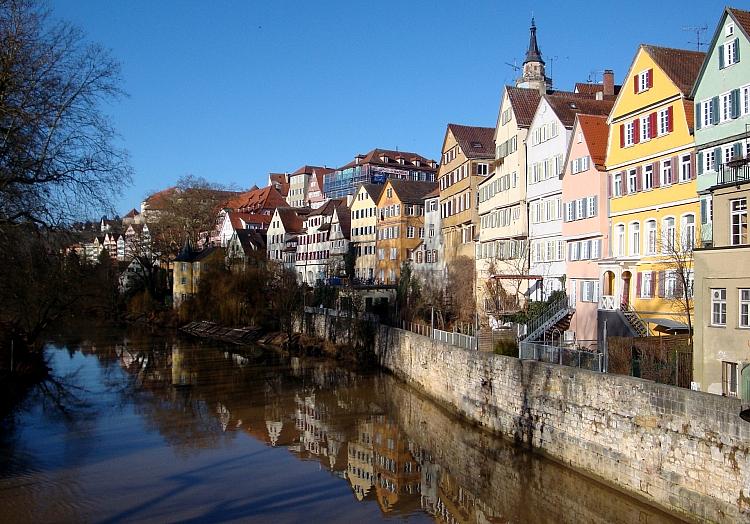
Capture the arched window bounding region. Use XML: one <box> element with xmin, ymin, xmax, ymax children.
<box><xmin>681</xmin><ymin>214</ymin><xmax>696</xmax><ymax>249</ymax></box>
<box><xmin>662</xmin><ymin>217</ymin><xmax>676</xmax><ymax>252</ymax></box>
<box><xmin>629</xmin><ymin>221</ymin><xmax>640</xmax><ymax>256</ymax></box>
<box><xmin>615</xmin><ymin>224</ymin><xmax>626</xmax><ymax>256</ymax></box>
<box><xmin>645</xmin><ymin>219</ymin><xmax>657</xmax><ymax>254</ymax></box>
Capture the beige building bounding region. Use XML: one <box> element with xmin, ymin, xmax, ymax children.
<box><xmin>350</xmin><ymin>184</ymin><xmax>384</xmax><ymax>282</ymax></box>
<box><xmin>286</xmin><ymin>165</ymin><xmax>333</xmax><ymax>208</ymax></box>
<box><xmin>438</xmin><ymin>124</ymin><xmax>494</xmax><ymax>264</ymax></box>
<box><xmin>693</xmin><ymin>165</ymin><xmax>750</xmax><ymax>397</ymax></box>
<box><xmin>173</xmin><ymin>242</ymin><xmax>223</xmax><ymax>308</ymax></box>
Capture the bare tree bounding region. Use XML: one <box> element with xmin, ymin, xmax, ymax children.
<box><xmin>478</xmin><ymin>239</ymin><xmax>531</xmax><ymax>324</ymax></box>
<box><xmin>658</xmin><ymin>224</ymin><xmax>697</xmax><ymax>343</ymax></box>
<box><xmin>0</xmin><ymin>0</ymin><xmax>132</xmax><ymax>228</ymax></box>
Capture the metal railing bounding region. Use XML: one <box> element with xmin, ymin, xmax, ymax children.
<box><xmin>620</xmin><ymin>302</ymin><xmax>651</xmax><ymax>337</ymax></box>
<box><xmin>433</xmin><ymin>328</ymin><xmax>478</xmax><ymax>351</ymax></box>
<box><xmin>402</xmin><ymin>320</ymin><xmax>433</xmax><ymax>338</ymax></box>
<box><xmin>523</xmin><ymin>294</ymin><xmax>571</xmax><ymax>342</ymax></box>
<box><xmin>519</xmin><ymin>341</ymin><xmax>603</xmax><ymax>372</ymax></box>
<box><xmin>718</xmin><ymin>161</ymin><xmax>750</xmax><ymax>186</ymax></box>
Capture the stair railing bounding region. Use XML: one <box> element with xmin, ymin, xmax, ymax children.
<box><xmin>524</xmin><ymin>293</ymin><xmax>571</xmax><ymax>342</ymax></box>
<box><xmin>619</xmin><ymin>302</ymin><xmax>651</xmax><ymax>337</ymax></box>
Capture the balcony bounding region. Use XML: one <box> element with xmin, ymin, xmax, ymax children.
<box><xmin>718</xmin><ymin>159</ymin><xmax>750</xmax><ymax>187</ymax></box>
<box><xmin>599</xmin><ymin>295</ymin><xmax>616</xmax><ymax>311</ymax></box>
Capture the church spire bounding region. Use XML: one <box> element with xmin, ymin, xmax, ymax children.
<box><xmin>524</xmin><ymin>17</ymin><xmax>544</xmax><ymax>65</ymax></box>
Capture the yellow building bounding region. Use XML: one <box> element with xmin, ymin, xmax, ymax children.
<box><xmin>375</xmin><ymin>179</ymin><xmax>437</xmax><ymax>284</ymax></box>
<box><xmin>350</xmin><ymin>184</ymin><xmax>385</xmax><ymax>282</ymax></box>
<box><xmin>172</xmin><ymin>242</ymin><xmax>223</xmax><ymax>308</ymax></box>
<box><xmin>437</xmin><ymin>124</ymin><xmax>495</xmax><ymax>264</ymax></box>
<box><xmin>601</xmin><ymin>45</ymin><xmax>705</xmax><ymax>334</ymax></box>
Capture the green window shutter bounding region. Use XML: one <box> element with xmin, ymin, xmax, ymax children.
<box><xmin>712</xmin><ymin>97</ymin><xmax>720</xmax><ymax>124</ymax></box>
<box><xmin>695</xmin><ymin>102</ymin><xmax>702</xmax><ymax>129</ymax></box>
<box><xmin>715</xmin><ymin>147</ymin><xmax>722</xmax><ymax>167</ymax></box>
<box><xmin>732</xmin><ymin>89</ymin><xmax>741</xmax><ymax>118</ymax></box>
<box><xmin>719</xmin><ymin>44</ymin><xmax>725</xmax><ymax>68</ymax></box>
<box><xmin>736</xmin><ymin>38</ymin><xmax>741</xmax><ymax>62</ymax></box>
<box><xmin>698</xmin><ymin>152</ymin><xmax>703</xmax><ymax>175</ymax></box>
<box><xmin>734</xmin><ymin>143</ymin><xmax>742</xmax><ymax>157</ymax></box>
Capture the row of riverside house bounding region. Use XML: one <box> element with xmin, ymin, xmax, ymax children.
<box><xmin>84</xmin><ymin>7</ymin><xmax>749</xmax><ymax>399</ymax></box>
<box><xmin>465</xmin><ymin>8</ymin><xmax>749</xmax><ymax>397</ymax></box>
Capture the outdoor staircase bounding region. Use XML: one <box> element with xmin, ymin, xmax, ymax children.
<box><xmin>619</xmin><ymin>303</ymin><xmax>651</xmax><ymax>337</ymax></box>
<box><xmin>522</xmin><ymin>294</ymin><xmax>575</xmax><ymax>343</ymax></box>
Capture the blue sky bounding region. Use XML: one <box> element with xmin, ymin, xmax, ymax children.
<box><xmin>52</xmin><ymin>0</ymin><xmax>732</xmax><ymax>215</ymax></box>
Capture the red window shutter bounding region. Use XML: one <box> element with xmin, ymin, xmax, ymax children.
<box><xmin>633</xmin><ymin>119</ymin><xmax>640</xmax><ymax>144</ymax></box>
<box><xmin>667</xmin><ymin>106</ymin><xmax>674</xmax><ymax>132</ymax></box>
<box><xmin>622</xmin><ymin>172</ymin><xmax>628</xmax><ymax>195</ymax></box>
<box><xmin>636</xmin><ymin>272</ymin><xmax>642</xmax><ymax>297</ymax></box>
<box><xmin>653</xmin><ymin>162</ymin><xmax>660</xmax><ymax>187</ymax></box>
<box><xmin>649</xmin><ymin>112</ymin><xmax>657</xmax><ymax>138</ymax></box>
<box><xmin>690</xmin><ymin>151</ymin><xmax>697</xmax><ymax>179</ymax></box>
<box><xmin>633</xmin><ymin>75</ymin><xmax>639</xmax><ymax>94</ymax></box>
<box><xmin>608</xmin><ymin>174</ymin><xmax>613</xmax><ymax>197</ymax></box>
<box><xmin>636</xmin><ymin>166</ymin><xmax>643</xmax><ymax>191</ymax></box>
<box><xmin>647</xmin><ymin>69</ymin><xmax>653</xmax><ymax>88</ymax></box>
<box><xmin>620</xmin><ymin>124</ymin><xmax>625</xmax><ymax>148</ymax></box>
<box><xmin>672</xmin><ymin>156</ymin><xmax>679</xmax><ymax>184</ymax></box>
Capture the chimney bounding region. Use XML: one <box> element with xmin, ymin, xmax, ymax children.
<box><xmin>603</xmin><ymin>69</ymin><xmax>614</xmax><ymax>96</ymax></box>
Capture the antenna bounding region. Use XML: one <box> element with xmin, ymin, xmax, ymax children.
<box><xmin>587</xmin><ymin>70</ymin><xmax>604</xmax><ymax>84</ymax></box>
<box><xmin>547</xmin><ymin>56</ymin><xmax>568</xmax><ymax>81</ymax></box>
<box><xmin>682</xmin><ymin>25</ymin><xmax>708</xmax><ymax>51</ymax></box>
<box><xmin>505</xmin><ymin>59</ymin><xmax>521</xmax><ymax>73</ymax></box>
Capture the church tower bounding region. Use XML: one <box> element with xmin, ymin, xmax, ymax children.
<box><xmin>516</xmin><ymin>18</ymin><xmax>552</xmax><ymax>93</ymax></box>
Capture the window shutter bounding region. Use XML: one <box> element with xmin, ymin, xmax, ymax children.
<box><xmin>650</xmin><ymin>112</ymin><xmax>657</xmax><ymax>137</ymax></box>
<box><xmin>719</xmin><ymin>44</ymin><xmax>725</xmax><ymax>69</ymax></box>
<box><xmin>653</xmin><ymin>162</ymin><xmax>661</xmax><ymax>187</ymax></box>
<box><xmin>715</xmin><ymin>147</ymin><xmax>722</xmax><ymax>168</ymax></box>
<box><xmin>636</xmin><ymin>272</ymin><xmax>642</xmax><ymax>297</ymax></box>
<box><xmin>675</xmin><ymin>275</ymin><xmax>684</xmax><ymax>298</ymax></box>
<box><xmin>647</xmin><ymin>69</ymin><xmax>653</xmax><ymax>88</ymax></box>
<box><xmin>732</xmin><ymin>89</ymin><xmax>740</xmax><ymax>119</ymax></box>
<box><xmin>633</xmin><ymin>119</ymin><xmax>640</xmax><ymax>144</ymax></box>
<box><xmin>690</xmin><ymin>151</ymin><xmax>697</xmax><ymax>180</ymax></box>
<box><xmin>608</xmin><ymin>174</ymin><xmax>613</xmax><ymax>197</ymax></box>
<box><xmin>712</xmin><ymin>97</ymin><xmax>720</xmax><ymax>125</ymax></box>
<box><xmin>735</xmin><ymin>38</ymin><xmax>741</xmax><ymax>62</ymax></box>
<box><xmin>592</xmin><ymin>195</ymin><xmax>598</xmax><ymax>217</ymax></box>
<box><xmin>701</xmin><ymin>198</ymin><xmax>707</xmax><ymax>224</ymax></box>
<box><xmin>695</xmin><ymin>103</ymin><xmax>701</xmax><ymax>130</ymax></box>
<box><xmin>636</xmin><ymin>166</ymin><xmax>643</xmax><ymax>191</ymax></box>
<box><xmin>667</xmin><ymin>106</ymin><xmax>674</xmax><ymax>132</ymax></box>
<box><xmin>671</xmin><ymin>156</ymin><xmax>679</xmax><ymax>183</ymax></box>
<box><xmin>581</xmin><ymin>198</ymin><xmax>589</xmax><ymax>218</ymax></box>
<box><xmin>472</xmin><ymin>163</ymin><xmax>478</xmax><ymax>175</ymax></box>
<box><xmin>622</xmin><ymin>172</ymin><xmax>628</xmax><ymax>195</ymax></box>
<box><xmin>734</xmin><ymin>142</ymin><xmax>742</xmax><ymax>158</ymax></box>
<box><xmin>697</xmin><ymin>152</ymin><xmax>703</xmax><ymax>175</ymax></box>
<box><xmin>633</xmin><ymin>74</ymin><xmax>639</xmax><ymax>94</ymax></box>
<box><xmin>657</xmin><ymin>271</ymin><xmax>665</xmax><ymax>298</ymax></box>
<box><xmin>620</xmin><ymin>124</ymin><xmax>625</xmax><ymax>148</ymax></box>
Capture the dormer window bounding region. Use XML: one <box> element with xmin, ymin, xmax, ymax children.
<box><xmin>413</xmin><ymin>159</ymin><xmax>421</xmax><ymax>167</ymax></box>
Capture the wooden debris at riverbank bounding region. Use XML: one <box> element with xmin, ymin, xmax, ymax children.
<box><xmin>180</xmin><ymin>321</ymin><xmax>263</xmax><ymax>345</ymax></box>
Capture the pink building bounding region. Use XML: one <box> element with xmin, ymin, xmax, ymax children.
<box><xmin>561</xmin><ymin>114</ymin><xmax>611</xmax><ymax>346</ymax></box>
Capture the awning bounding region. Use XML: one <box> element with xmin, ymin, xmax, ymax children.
<box><xmin>642</xmin><ymin>317</ymin><xmax>690</xmax><ymax>332</ymax></box>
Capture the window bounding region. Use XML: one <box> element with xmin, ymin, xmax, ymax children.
<box><xmin>665</xmin><ymin>271</ymin><xmax>677</xmax><ymax>298</ymax></box>
<box><xmin>663</xmin><ymin>217</ymin><xmax>676</xmax><ymax>251</ymax></box>
<box><xmin>680</xmin><ymin>154</ymin><xmax>691</xmax><ymax>182</ymax></box>
<box><xmin>702</xmin><ymin>99</ymin><xmax>715</xmax><ymax>127</ymax></box>
<box><xmin>723</xmin><ymin>39</ymin><xmax>739</xmax><ymax>68</ymax></box>
<box><xmin>740</xmin><ymin>289</ymin><xmax>750</xmax><ymax>328</ymax></box>
<box><xmin>743</xmin><ymin>85</ymin><xmax>750</xmax><ymax>116</ymax></box>
<box><xmin>636</xmin><ymin>69</ymin><xmax>651</xmax><ymax>93</ymax></box>
<box><xmin>682</xmin><ymin>214</ymin><xmax>695</xmax><ymax>249</ymax></box>
<box><xmin>661</xmin><ymin>159</ymin><xmax>672</xmax><ymax>186</ymax></box>
<box><xmin>641</xmin><ymin>272</ymin><xmax>653</xmax><ymax>298</ymax></box>
<box><xmin>407</xmin><ymin>226</ymin><xmax>415</xmax><ymax>238</ymax></box>
<box><xmin>731</xmin><ymin>198</ymin><xmax>748</xmax><ymax>245</ymax></box>
<box><xmin>630</xmin><ymin>222</ymin><xmax>640</xmax><ymax>255</ymax></box>
<box><xmin>722</xmin><ymin>361</ymin><xmax>738</xmax><ymax>398</ymax></box>
<box><xmin>641</xmin><ymin>115</ymin><xmax>651</xmax><ymax>141</ymax></box>
<box><xmin>720</xmin><ymin>92</ymin><xmax>732</xmax><ymax>122</ymax></box>
<box><xmin>726</xmin><ymin>23</ymin><xmax>735</xmax><ymax>37</ymax></box>
<box><xmin>646</xmin><ymin>220</ymin><xmax>657</xmax><ymax>254</ymax></box>
<box><xmin>658</xmin><ymin>108</ymin><xmax>670</xmax><ymax>135</ymax></box>
<box><xmin>390</xmin><ymin>247</ymin><xmax>397</xmax><ymax>260</ymax></box>
<box><xmin>628</xmin><ymin>169</ymin><xmax>637</xmax><ymax>193</ymax></box>
<box><xmin>643</xmin><ymin>164</ymin><xmax>653</xmax><ymax>190</ymax></box>
<box><xmin>614</xmin><ymin>173</ymin><xmax>622</xmax><ymax>197</ymax></box>
<box><xmin>615</xmin><ymin>224</ymin><xmax>625</xmax><ymax>256</ymax></box>
<box><xmin>476</xmin><ymin>163</ymin><xmax>489</xmax><ymax>175</ymax></box>
<box><xmin>624</xmin><ymin>121</ymin><xmax>635</xmax><ymax>146</ymax></box>
<box><xmin>704</xmin><ymin>149</ymin><xmax>716</xmax><ymax>172</ymax></box>
<box><xmin>712</xmin><ymin>288</ymin><xmax>727</xmax><ymax>326</ymax></box>
<box><xmin>587</xmin><ymin>196</ymin><xmax>597</xmax><ymax>217</ymax></box>
<box><xmin>386</xmin><ymin>188</ymin><xmax>393</xmax><ymax>198</ymax></box>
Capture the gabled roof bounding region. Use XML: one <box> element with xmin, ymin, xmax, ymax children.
<box><xmin>690</xmin><ymin>7</ymin><xmax>750</xmax><ymax>99</ymax></box>
<box><xmin>234</xmin><ymin>229</ymin><xmax>267</xmax><ymax>252</ymax></box>
<box><xmin>268</xmin><ymin>173</ymin><xmax>289</xmax><ymax>197</ymax></box>
<box><xmin>576</xmin><ymin>114</ymin><xmax>610</xmax><ymax>170</ymax></box>
<box><xmin>446</xmin><ymin>124</ymin><xmax>495</xmax><ymax>159</ymax></box>
<box><xmin>228</xmin><ymin>212</ymin><xmax>272</xmax><ymax>230</ymax></box>
<box><xmin>358</xmin><ymin>183</ymin><xmax>386</xmax><ymax>202</ymax></box>
<box><xmin>424</xmin><ymin>187</ymin><xmax>440</xmax><ymax>199</ymax></box>
<box><xmin>505</xmin><ymin>86</ymin><xmax>543</xmax><ymax>128</ymax></box>
<box><xmin>336</xmin><ymin>148</ymin><xmax>438</xmax><ymax>172</ymax></box>
<box><xmin>642</xmin><ymin>45</ymin><xmax>705</xmax><ymax>96</ymax></box>
<box><xmin>124</xmin><ymin>208</ymin><xmax>140</xmax><ymax>218</ymax></box>
<box><xmin>574</xmin><ymin>82</ymin><xmax>621</xmax><ymax>97</ymax></box>
<box><xmin>386</xmin><ymin>180</ymin><xmax>438</xmax><ymax>204</ymax></box>
<box><xmin>175</xmin><ymin>241</ymin><xmax>220</xmax><ymax>263</ymax></box>
<box><xmin>543</xmin><ymin>94</ymin><xmax>615</xmax><ymax>129</ymax></box>
<box><xmin>225</xmin><ymin>185</ymin><xmax>287</xmax><ymax>212</ymax></box>
<box><xmin>308</xmin><ymin>198</ymin><xmax>345</xmax><ymax>217</ymax></box>
<box><xmin>291</xmin><ymin>165</ymin><xmax>334</xmax><ymax>177</ymax></box>
<box><xmin>276</xmin><ymin>207</ymin><xmax>304</xmax><ymax>233</ymax></box>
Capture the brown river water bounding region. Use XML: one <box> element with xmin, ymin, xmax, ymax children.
<box><xmin>0</xmin><ymin>327</ymin><xmax>686</xmax><ymax>523</ymax></box>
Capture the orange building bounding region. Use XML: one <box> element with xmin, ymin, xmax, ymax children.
<box><xmin>375</xmin><ymin>179</ymin><xmax>438</xmax><ymax>284</ymax></box>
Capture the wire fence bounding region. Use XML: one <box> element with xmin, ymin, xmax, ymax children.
<box><xmin>519</xmin><ymin>341</ymin><xmax>603</xmax><ymax>372</ymax></box>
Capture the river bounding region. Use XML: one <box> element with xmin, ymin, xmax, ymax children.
<box><xmin>0</xmin><ymin>327</ymin><xmax>686</xmax><ymax>523</ymax></box>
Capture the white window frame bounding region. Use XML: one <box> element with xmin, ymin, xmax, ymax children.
<box><xmin>720</xmin><ymin>92</ymin><xmax>732</xmax><ymax>123</ymax></box>
<box><xmin>712</xmin><ymin>288</ymin><xmax>727</xmax><ymax>326</ymax></box>
<box><xmin>681</xmin><ymin>213</ymin><xmax>696</xmax><ymax>249</ymax></box>
<box><xmin>680</xmin><ymin>154</ymin><xmax>691</xmax><ymax>182</ymax></box>
<box><xmin>625</xmin><ymin>121</ymin><xmax>635</xmax><ymax>146</ymax></box>
<box><xmin>661</xmin><ymin>159</ymin><xmax>673</xmax><ymax>186</ymax></box>
<box><xmin>645</xmin><ymin>219</ymin><xmax>657</xmax><ymax>255</ymax></box>
<box><xmin>614</xmin><ymin>173</ymin><xmax>622</xmax><ymax>197</ymax></box>
<box><xmin>740</xmin><ymin>289</ymin><xmax>750</xmax><ymax>328</ymax></box>
<box><xmin>641</xmin><ymin>115</ymin><xmax>651</xmax><ymax>141</ymax></box>
<box><xmin>731</xmin><ymin>198</ymin><xmax>748</xmax><ymax>246</ymax></box>
<box><xmin>662</xmin><ymin>216</ymin><xmax>676</xmax><ymax>252</ymax></box>
<box><xmin>628</xmin><ymin>169</ymin><xmax>637</xmax><ymax>193</ymax></box>
<box><xmin>637</xmin><ymin>70</ymin><xmax>649</xmax><ymax>93</ymax></box>
<box><xmin>643</xmin><ymin>164</ymin><xmax>653</xmax><ymax>190</ymax></box>
<box><xmin>629</xmin><ymin>221</ymin><xmax>640</xmax><ymax>256</ymax></box>
<box><xmin>615</xmin><ymin>223</ymin><xmax>626</xmax><ymax>257</ymax></box>
<box><xmin>641</xmin><ymin>271</ymin><xmax>653</xmax><ymax>298</ymax></box>
<box><xmin>658</xmin><ymin>108</ymin><xmax>670</xmax><ymax>135</ymax></box>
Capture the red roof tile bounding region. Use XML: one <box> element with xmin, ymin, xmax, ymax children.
<box><xmin>337</xmin><ymin>148</ymin><xmax>438</xmax><ymax>172</ymax></box>
<box><xmin>576</xmin><ymin>114</ymin><xmax>610</xmax><ymax>170</ymax></box>
<box><xmin>276</xmin><ymin>207</ymin><xmax>304</xmax><ymax>233</ymax></box>
<box><xmin>268</xmin><ymin>173</ymin><xmax>290</xmax><ymax>197</ymax></box>
<box><xmin>506</xmin><ymin>86</ymin><xmax>542</xmax><ymax>128</ymax></box>
<box><xmin>291</xmin><ymin>165</ymin><xmax>334</xmax><ymax>177</ymax></box>
<box><xmin>643</xmin><ymin>45</ymin><xmax>706</xmax><ymax>96</ymax></box>
<box><xmin>226</xmin><ymin>185</ymin><xmax>287</xmax><ymax>213</ymax></box>
<box><xmin>387</xmin><ymin>180</ymin><xmax>439</xmax><ymax>204</ymax></box>
<box><xmin>447</xmin><ymin>124</ymin><xmax>495</xmax><ymax>159</ymax></box>
<box><xmin>544</xmin><ymin>94</ymin><xmax>615</xmax><ymax>128</ymax></box>
<box><xmin>729</xmin><ymin>8</ymin><xmax>750</xmax><ymax>39</ymax></box>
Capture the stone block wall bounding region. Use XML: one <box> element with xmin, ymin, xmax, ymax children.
<box><xmin>299</xmin><ymin>312</ymin><xmax>750</xmax><ymax>522</ymax></box>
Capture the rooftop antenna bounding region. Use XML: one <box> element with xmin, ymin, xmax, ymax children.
<box><xmin>547</xmin><ymin>56</ymin><xmax>568</xmax><ymax>82</ymax></box>
<box><xmin>587</xmin><ymin>70</ymin><xmax>604</xmax><ymax>84</ymax></box>
<box><xmin>505</xmin><ymin>59</ymin><xmax>521</xmax><ymax>73</ymax></box>
<box><xmin>683</xmin><ymin>25</ymin><xmax>708</xmax><ymax>51</ymax></box>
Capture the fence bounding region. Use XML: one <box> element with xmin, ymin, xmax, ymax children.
<box><xmin>433</xmin><ymin>328</ymin><xmax>478</xmax><ymax>351</ymax></box>
<box><xmin>519</xmin><ymin>341</ymin><xmax>604</xmax><ymax>372</ymax></box>
<box><xmin>607</xmin><ymin>335</ymin><xmax>692</xmax><ymax>388</ymax></box>
<box><xmin>401</xmin><ymin>320</ymin><xmax>432</xmax><ymax>338</ymax></box>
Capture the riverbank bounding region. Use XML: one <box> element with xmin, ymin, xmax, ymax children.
<box><xmin>299</xmin><ymin>310</ymin><xmax>750</xmax><ymax>523</ymax></box>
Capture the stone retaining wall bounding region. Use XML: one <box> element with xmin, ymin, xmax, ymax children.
<box><xmin>299</xmin><ymin>311</ymin><xmax>750</xmax><ymax>522</ymax></box>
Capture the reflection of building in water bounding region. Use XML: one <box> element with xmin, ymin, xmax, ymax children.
<box><xmin>347</xmin><ymin>420</ymin><xmax>375</xmax><ymax>501</ymax></box>
<box><xmin>171</xmin><ymin>346</ymin><xmax>197</xmax><ymax>386</ymax></box>
<box><xmin>216</xmin><ymin>402</ymin><xmax>231</xmax><ymax>432</ymax></box>
<box><xmin>266</xmin><ymin>420</ymin><xmax>283</xmax><ymax>446</ymax></box>
<box><xmin>295</xmin><ymin>392</ymin><xmax>328</xmax><ymax>456</ymax></box>
<box><xmin>372</xmin><ymin>416</ymin><xmax>421</xmax><ymax>514</ymax></box>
